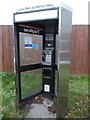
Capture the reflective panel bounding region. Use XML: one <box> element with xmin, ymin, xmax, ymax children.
<box><xmin>60</xmin><ymin>51</ymin><xmax>70</xmax><ymax>61</ymax></box>
<box><xmin>57</xmin><ymin>64</ymin><xmax>69</xmax><ymax>117</ymax></box>
<box><xmin>60</xmin><ymin>40</ymin><xmax>71</xmax><ymax>51</ymax></box>
<box><xmin>21</xmin><ymin>69</ymin><xmax>42</xmax><ymax>99</ymax></box>
<box><xmin>57</xmin><ymin>7</ymin><xmax>72</xmax><ymax>118</ymax></box>
<box><xmin>19</xmin><ymin>32</ymin><xmax>42</xmax><ymax>66</ymax></box>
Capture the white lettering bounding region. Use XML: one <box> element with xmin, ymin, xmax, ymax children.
<box><xmin>24</xmin><ymin>28</ymin><xmax>39</xmax><ymax>34</ymax></box>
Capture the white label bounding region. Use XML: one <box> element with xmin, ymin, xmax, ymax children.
<box><xmin>15</xmin><ymin>9</ymin><xmax>58</xmax><ymax>22</ymax></box>
<box><xmin>44</xmin><ymin>84</ymin><xmax>50</xmax><ymax>92</ymax></box>
<box><xmin>24</xmin><ymin>36</ymin><xmax>32</xmax><ymax>49</ymax></box>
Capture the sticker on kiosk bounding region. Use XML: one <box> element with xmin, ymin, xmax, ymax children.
<box><xmin>24</xmin><ymin>36</ymin><xmax>32</xmax><ymax>49</ymax></box>
<box><xmin>44</xmin><ymin>84</ymin><xmax>50</xmax><ymax>92</ymax></box>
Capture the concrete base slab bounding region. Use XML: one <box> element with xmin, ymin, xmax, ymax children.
<box><xmin>25</xmin><ymin>98</ymin><xmax>56</xmax><ymax>118</ymax></box>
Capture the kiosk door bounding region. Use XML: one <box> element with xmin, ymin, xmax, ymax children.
<box><xmin>14</xmin><ymin>24</ymin><xmax>43</xmax><ymax>108</ymax></box>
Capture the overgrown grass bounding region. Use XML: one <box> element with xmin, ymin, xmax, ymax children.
<box><xmin>67</xmin><ymin>76</ymin><xmax>88</xmax><ymax>118</ymax></box>
<box><xmin>2</xmin><ymin>73</ymin><xmax>24</xmax><ymax>118</ymax></box>
<box><xmin>1</xmin><ymin>73</ymin><xmax>89</xmax><ymax>119</ymax></box>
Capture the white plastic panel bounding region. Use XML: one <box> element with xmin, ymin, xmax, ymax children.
<box><xmin>15</xmin><ymin>9</ymin><xmax>58</xmax><ymax>22</ymax></box>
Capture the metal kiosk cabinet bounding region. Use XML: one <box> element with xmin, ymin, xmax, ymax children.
<box><xmin>14</xmin><ymin>1</ymin><xmax>72</xmax><ymax>118</ymax></box>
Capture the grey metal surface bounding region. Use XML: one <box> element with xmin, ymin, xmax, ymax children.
<box><xmin>60</xmin><ymin>2</ymin><xmax>72</xmax><ymax>12</ymax></box>
<box><xmin>42</xmin><ymin>49</ymin><xmax>54</xmax><ymax>66</ymax></box>
<box><xmin>56</xmin><ymin>7</ymin><xmax>72</xmax><ymax>118</ymax></box>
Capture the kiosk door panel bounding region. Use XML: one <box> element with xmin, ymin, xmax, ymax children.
<box><xmin>19</xmin><ymin>31</ymin><xmax>43</xmax><ymax>100</ymax></box>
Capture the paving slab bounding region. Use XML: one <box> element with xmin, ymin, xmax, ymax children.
<box><xmin>25</xmin><ymin>98</ymin><xmax>56</xmax><ymax>118</ymax></box>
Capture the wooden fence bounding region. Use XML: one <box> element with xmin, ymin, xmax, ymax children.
<box><xmin>0</xmin><ymin>25</ymin><xmax>14</xmax><ymax>72</ymax></box>
<box><xmin>0</xmin><ymin>25</ymin><xmax>88</xmax><ymax>75</ymax></box>
<box><xmin>70</xmin><ymin>25</ymin><xmax>88</xmax><ymax>75</ymax></box>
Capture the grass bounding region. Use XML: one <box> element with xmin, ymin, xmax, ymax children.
<box><xmin>0</xmin><ymin>73</ymin><xmax>2</xmax><ymax>120</ymax></box>
<box><xmin>1</xmin><ymin>73</ymin><xmax>89</xmax><ymax>119</ymax></box>
<box><xmin>67</xmin><ymin>76</ymin><xmax>88</xmax><ymax>118</ymax></box>
<box><xmin>1</xmin><ymin>73</ymin><xmax>25</xmax><ymax>118</ymax></box>
<box><xmin>1</xmin><ymin>72</ymin><xmax>42</xmax><ymax>118</ymax></box>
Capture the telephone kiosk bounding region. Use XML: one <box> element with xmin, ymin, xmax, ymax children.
<box><xmin>14</xmin><ymin>2</ymin><xmax>72</xmax><ymax>112</ymax></box>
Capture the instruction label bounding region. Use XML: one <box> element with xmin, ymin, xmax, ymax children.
<box><xmin>24</xmin><ymin>36</ymin><xmax>32</xmax><ymax>49</ymax></box>
<box><xmin>44</xmin><ymin>84</ymin><xmax>50</xmax><ymax>92</ymax></box>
